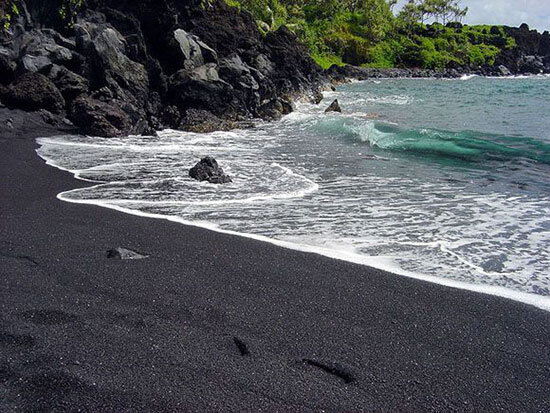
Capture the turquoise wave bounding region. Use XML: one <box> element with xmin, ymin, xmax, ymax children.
<box><xmin>314</xmin><ymin>118</ymin><xmax>550</xmax><ymax>165</ymax></box>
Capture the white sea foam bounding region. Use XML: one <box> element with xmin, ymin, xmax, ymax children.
<box><xmin>36</xmin><ymin>127</ymin><xmax>550</xmax><ymax>313</ymax></box>
<box><xmin>460</xmin><ymin>74</ymin><xmax>478</xmax><ymax>81</ymax></box>
<box><xmin>36</xmin><ymin>174</ymin><xmax>550</xmax><ymax>312</ymax></box>
<box><xmin>489</xmin><ymin>74</ymin><xmax>550</xmax><ymax>80</ymax></box>
<box><xmin>35</xmin><ymin>78</ymin><xmax>550</xmax><ymax>313</ymax></box>
<box><xmin>350</xmin><ymin>95</ymin><xmax>416</xmax><ymax>105</ymax></box>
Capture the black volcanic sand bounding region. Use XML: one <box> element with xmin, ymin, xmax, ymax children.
<box><xmin>1</xmin><ymin>108</ymin><xmax>550</xmax><ymax>411</ymax></box>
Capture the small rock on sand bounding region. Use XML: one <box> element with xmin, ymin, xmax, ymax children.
<box><xmin>106</xmin><ymin>248</ymin><xmax>148</xmax><ymax>260</ymax></box>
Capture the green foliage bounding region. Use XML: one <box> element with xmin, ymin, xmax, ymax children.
<box><xmin>58</xmin><ymin>0</ymin><xmax>85</xmax><ymax>27</ymax></box>
<box><xmin>1</xmin><ymin>0</ymin><xmax>20</xmax><ymax>31</ymax></box>
<box><xmin>0</xmin><ymin>0</ymin><xmax>520</xmax><ymax>71</ymax></box>
<box><xmin>225</xmin><ymin>0</ymin><xmax>517</xmax><ymax>70</ymax></box>
<box><xmin>311</xmin><ymin>53</ymin><xmax>344</xmax><ymax>69</ymax></box>
<box><xmin>1</xmin><ymin>0</ymin><xmax>85</xmax><ymax>32</ymax></box>
<box><xmin>468</xmin><ymin>43</ymin><xmax>500</xmax><ymax>66</ymax></box>
<box><xmin>362</xmin><ymin>40</ymin><xmax>400</xmax><ymax>68</ymax></box>
<box><xmin>362</xmin><ymin>0</ymin><xmax>393</xmax><ymax>41</ymax></box>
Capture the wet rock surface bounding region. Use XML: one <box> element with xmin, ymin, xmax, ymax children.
<box><xmin>178</xmin><ymin>108</ymin><xmax>232</xmax><ymax>133</ymax></box>
<box><xmin>325</xmin><ymin>99</ymin><xmax>341</xmax><ymax>113</ymax></box>
<box><xmin>189</xmin><ymin>156</ymin><xmax>232</xmax><ymax>184</ymax></box>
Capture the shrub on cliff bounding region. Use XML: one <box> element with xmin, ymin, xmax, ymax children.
<box><xmin>223</xmin><ymin>0</ymin><xmax>522</xmax><ymax>71</ymax></box>
<box><xmin>1</xmin><ymin>0</ymin><xmax>84</xmax><ymax>32</ymax></box>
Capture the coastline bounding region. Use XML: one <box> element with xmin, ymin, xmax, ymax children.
<box><xmin>44</xmin><ymin>155</ymin><xmax>550</xmax><ymax>314</ymax></box>
<box><xmin>2</xmin><ymin>109</ymin><xmax>550</xmax><ymax>410</ymax></box>
<box><xmin>35</xmin><ymin>74</ymin><xmax>550</xmax><ymax>314</ymax></box>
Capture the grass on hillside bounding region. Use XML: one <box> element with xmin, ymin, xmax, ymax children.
<box><xmin>222</xmin><ymin>0</ymin><xmax>517</xmax><ymax>70</ymax></box>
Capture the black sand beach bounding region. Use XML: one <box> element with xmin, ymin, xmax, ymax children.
<box><xmin>1</xmin><ymin>108</ymin><xmax>550</xmax><ymax>411</ymax></box>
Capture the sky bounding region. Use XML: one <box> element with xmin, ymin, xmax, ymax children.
<box><xmin>395</xmin><ymin>0</ymin><xmax>550</xmax><ymax>32</ymax></box>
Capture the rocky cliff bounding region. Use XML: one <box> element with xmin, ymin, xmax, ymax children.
<box><xmin>496</xmin><ymin>24</ymin><xmax>550</xmax><ymax>74</ymax></box>
<box><xmin>0</xmin><ymin>0</ymin><xmax>327</xmax><ymax>137</ymax></box>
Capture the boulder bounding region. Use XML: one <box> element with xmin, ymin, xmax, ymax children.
<box><xmin>173</xmin><ymin>29</ymin><xmax>218</xmax><ymax>71</ymax></box>
<box><xmin>253</xmin><ymin>54</ymin><xmax>274</xmax><ymax>76</ymax></box>
<box><xmin>189</xmin><ymin>156</ymin><xmax>232</xmax><ymax>184</ymax></box>
<box><xmin>0</xmin><ymin>46</ymin><xmax>17</xmax><ymax>82</ymax></box>
<box><xmin>219</xmin><ymin>54</ymin><xmax>261</xmax><ymax>91</ymax></box>
<box><xmin>46</xmin><ymin>65</ymin><xmax>89</xmax><ymax>100</ymax></box>
<box><xmin>75</xmin><ymin>21</ymin><xmax>149</xmax><ymax>110</ymax></box>
<box><xmin>325</xmin><ymin>99</ymin><xmax>342</xmax><ymax>113</ymax></box>
<box><xmin>11</xmin><ymin>29</ymin><xmax>73</xmax><ymax>68</ymax></box>
<box><xmin>38</xmin><ymin>109</ymin><xmax>58</xmax><ymax>125</ymax></box>
<box><xmin>0</xmin><ymin>72</ymin><xmax>65</xmax><ymax>113</ymax></box>
<box><xmin>70</xmin><ymin>95</ymin><xmax>131</xmax><ymax>137</ymax></box>
<box><xmin>74</xmin><ymin>23</ymin><xmax>92</xmax><ymax>50</ymax></box>
<box><xmin>188</xmin><ymin>63</ymin><xmax>223</xmax><ymax>83</ymax></box>
<box><xmin>519</xmin><ymin>55</ymin><xmax>544</xmax><ymax>74</ymax></box>
<box><xmin>160</xmin><ymin>105</ymin><xmax>181</xmax><ymax>129</ymax></box>
<box><xmin>497</xmin><ymin>65</ymin><xmax>512</xmax><ymax>76</ymax></box>
<box><xmin>168</xmin><ymin>65</ymin><xmax>233</xmax><ymax>116</ymax></box>
<box><xmin>21</xmin><ymin>54</ymin><xmax>52</xmax><ymax>72</ymax></box>
<box><xmin>70</xmin><ymin>19</ymin><xmax>150</xmax><ymax>133</ymax></box>
<box><xmin>257</xmin><ymin>97</ymin><xmax>295</xmax><ymax>121</ymax></box>
<box><xmin>218</xmin><ymin>53</ymin><xmax>262</xmax><ymax>112</ymax></box>
<box><xmin>40</xmin><ymin>28</ymin><xmax>77</xmax><ymax>50</ymax></box>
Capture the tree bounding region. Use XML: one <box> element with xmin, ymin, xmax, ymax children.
<box><xmin>362</xmin><ymin>0</ymin><xmax>394</xmax><ymax>41</ymax></box>
<box><xmin>398</xmin><ymin>0</ymin><xmax>468</xmax><ymax>27</ymax></box>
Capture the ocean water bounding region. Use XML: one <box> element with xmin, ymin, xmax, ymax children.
<box><xmin>37</xmin><ymin>76</ymin><xmax>550</xmax><ymax>310</ymax></box>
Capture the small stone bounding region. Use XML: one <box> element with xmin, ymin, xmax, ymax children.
<box><xmin>106</xmin><ymin>248</ymin><xmax>148</xmax><ymax>260</ymax></box>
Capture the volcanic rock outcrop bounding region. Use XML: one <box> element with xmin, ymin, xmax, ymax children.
<box><xmin>189</xmin><ymin>156</ymin><xmax>232</xmax><ymax>184</ymax></box>
<box><xmin>0</xmin><ymin>0</ymin><xmax>327</xmax><ymax>136</ymax></box>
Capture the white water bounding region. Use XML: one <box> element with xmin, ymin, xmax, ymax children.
<box><xmin>36</xmin><ymin>78</ymin><xmax>550</xmax><ymax>312</ymax></box>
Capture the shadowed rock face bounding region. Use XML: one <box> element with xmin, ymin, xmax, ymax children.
<box><xmin>0</xmin><ymin>0</ymin><xmax>326</xmax><ymax>137</ymax></box>
<box><xmin>325</xmin><ymin>99</ymin><xmax>341</xmax><ymax>113</ymax></box>
<box><xmin>0</xmin><ymin>72</ymin><xmax>65</xmax><ymax>114</ymax></box>
<box><xmin>492</xmin><ymin>26</ymin><xmax>550</xmax><ymax>74</ymax></box>
<box><xmin>189</xmin><ymin>156</ymin><xmax>232</xmax><ymax>184</ymax></box>
<box><xmin>178</xmin><ymin>108</ymin><xmax>232</xmax><ymax>133</ymax></box>
<box><xmin>70</xmin><ymin>95</ymin><xmax>131</xmax><ymax>137</ymax></box>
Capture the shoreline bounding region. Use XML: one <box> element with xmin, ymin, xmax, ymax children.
<box><xmin>3</xmin><ymin>109</ymin><xmax>550</xmax><ymax>410</ymax></box>
<box><xmin>40</xmin><ymin>146</ymin><xmax>550</xmax><ymax>314</ymax></box>
<box><xmin>327</xmin><ymin>67</ymin><xmax>550</xmax><ymax>85</ymax></box>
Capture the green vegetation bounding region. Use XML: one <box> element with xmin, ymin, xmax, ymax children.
<box><xmin>1</xmin><ymin>0</ymin><xmax>84</xmax><ymax>30</ymax></box>
<box><xmin>225</xmin><ymin>0</ymin><xmax>517</xmax><ymax>69</ymax></box>
<box><xmin>1</xmin><ymin>0</ymin><xmax>516</xmax><ymax>70</ymax></box>
<box><xmin>58</xmin><ymin>0</ymin><xmax>85</xmax><ymax>27</ymax></box>
<box><xmin>1</xmin><ymin>0</ymin><xmax>20</xmax><ymax>31</ymax></box>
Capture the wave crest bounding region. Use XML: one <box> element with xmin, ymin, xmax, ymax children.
<box><xmin>314</xmin><ymin>117</ymin><xmax>550</xmax><ymax>164</ymax></box>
